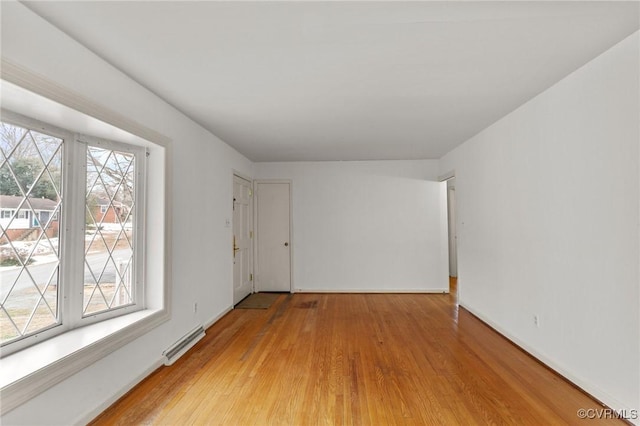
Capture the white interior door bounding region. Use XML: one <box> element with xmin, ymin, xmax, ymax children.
<box><xmin>233</xmin><ymin>175</ymin><xmax>252</xmax><ymax>304</ymax></box>
<box><xmin>256</xmin><ymin>181</ymin><xmax>291</xmax><ymax>292</ymax></box>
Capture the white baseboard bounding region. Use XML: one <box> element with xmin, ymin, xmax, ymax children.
<box><xmin>295</xmin><ymin>288</ymin><xmax>448</xmax><ymax>293</ymax></box>
<box><xmin>77</xmin><ymin>303</ymin><xmax>635</xmax><ymax>426</ymax></box>
<box><xmin>76</xmin><ymin>357</ymin><xmax>164</xmax><ymax>425</ymax></box>
<box><xmin>460</xmin><ymin>302</ymin><xmax>636</xmax><ymax>424</ymax></box>
<box><xmin>204</xmin><ymin>306</ymin><xmax>233</xmax><ymax>330</ymax></box>
<box><xmin>76</xmin><ymin>306</ymin><xmax>233</xmax><ymax>425</ymax></box>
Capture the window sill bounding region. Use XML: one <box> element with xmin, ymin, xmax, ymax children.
<box><xmin>0</xmin><ymin>308</ymin><xmax>168</xmax><ymax>414</ymax></box>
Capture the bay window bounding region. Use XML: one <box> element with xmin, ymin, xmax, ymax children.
<box><xmin>0</xmin><ymin>113</ymin><xmax>146</xmax><ymax>355</ymax></box>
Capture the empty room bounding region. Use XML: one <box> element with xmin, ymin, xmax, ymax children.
<box><xmin>0</xmin><ymin>1</ymin><xmax>638</xmax><ymax>425</ymax></box>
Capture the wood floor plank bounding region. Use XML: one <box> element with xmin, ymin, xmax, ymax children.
<box><xmin>90</xmin><ymin>287</ymin><xmax>622</xmax><ymax>425</ymax></box>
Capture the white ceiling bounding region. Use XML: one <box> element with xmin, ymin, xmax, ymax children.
<box><xmin>23</xmin><ymin>1</ymin><xmax>640</xmax><ymax>162</ymax></box>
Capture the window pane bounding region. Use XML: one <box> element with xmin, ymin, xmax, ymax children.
<box><xmin>0</xmin><ymin>122</ymin><xmax>63</xmax><ymax>345</ymax></box>
<box><xmin>84</xmin><ymin>146</ymin><xmax>135</xmax><ymax>316</ymax></box>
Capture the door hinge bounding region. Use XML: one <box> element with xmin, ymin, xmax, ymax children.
<box><xmin>249</xmin><ymin>188</ymin><xmax>253</xmax><ymax>197</ymax></box>
<box><xmin>249</xmin><ymin>231</ymin><xmax>253</xmax><ymax>239</ymax></box>
<box><xmin>249</xmin><ymin>273</ymin><xmax>253</xmax><ymax>281</ymax></box>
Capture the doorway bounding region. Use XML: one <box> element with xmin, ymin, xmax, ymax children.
<box><xmin>446</xmin><ymin>177</ymin><xmax>458</xmax><ymax>296</ymax></box>
<box><xmin>447</xmin><ymin>178</ymin><xmax>458</xmax><ymax>278</ymax></box>
<box><xmin>233</xmin><ymin>175</ymin><xmax>253</xmax><ymax>304</ymax></box>
<box><xmin>255</xmin><ymin>181</ymin><xmax>292</xmax><ymax>292</ymax></box>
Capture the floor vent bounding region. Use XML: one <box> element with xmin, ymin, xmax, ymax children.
<box><xmin>162</xmin><ymin>325</ymin><xmax>205</xmax><ymax>366</ymax></box>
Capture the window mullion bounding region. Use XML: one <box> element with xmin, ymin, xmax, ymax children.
<box><xmin>135</xmin><ymin>150</ymin><xmax>147</xmax><ymax>307</ymax></box>
<box><xmin>62</xmin><ymin>138</ymin><xmax>87</xmax><ymax>327</ymax></box>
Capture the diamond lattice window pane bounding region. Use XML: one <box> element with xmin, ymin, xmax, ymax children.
<box><xmin>84</xmin><ymin>146</ymin><xmax>135</xmax><ymax>316</ymax></box>
<box><xmin>0</xmin><ymin>122</ymin><xmax>62</xmax><ymax>344</ymax></box>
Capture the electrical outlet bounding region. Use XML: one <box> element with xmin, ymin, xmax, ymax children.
<box><xmin>193</xmin><ymin>302</ymin><xmax>198</xmax><ymax>313</ymax></box>
<box><xmin>533</xmin><ymin>315</ymin><xmax>539</xmax><ymax>327</ymax></box>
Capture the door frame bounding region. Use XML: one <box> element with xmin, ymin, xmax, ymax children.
<box><xmin>447</xmin><ymin>178</ymin><xmax>458</xmax><ymax>278</ymax></box>
<box><xmin>232</xmin><ymin>172</ymin><xmax>254</xmax><ymax>301</ymax></box>
<box><xmin>253</xmin><ymin>179</ymin><xmax>294</xmax><ymax>293</ymax></box>
<box><xmin>438</xmin><ymin>170</ymin><xmax>458</xmax><ymax>292</ymax></box>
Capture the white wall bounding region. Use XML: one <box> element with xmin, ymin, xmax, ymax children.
<box><xmin>3</xmin><ymin>2</ymin><xmax>636</xmax><ymax>422</ymax></box>
<box><xmin>255</xmin><ymin>160</ymin><xmax>449</xmax><ymax>292</ymax></box>
<box><xmin>1</xmin><ymin>3</ymin><xmax>252</xmax><ymax>424</ymax></box>
<box><xmin>440</xmin><ymin>32</ymin><xmax>639</xmax><ymax>415</ymax></box>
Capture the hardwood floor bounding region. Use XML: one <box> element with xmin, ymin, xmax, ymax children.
<box><xmin>91</xmin><ymin>282</ymin><xmax>620</xmax><ymax>425</ymax></box>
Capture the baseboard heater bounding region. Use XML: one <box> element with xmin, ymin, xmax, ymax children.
<box><xmin>162</xmin><ymin>325</ymin><xmax>205</xmax><ymax>366</ymax></box>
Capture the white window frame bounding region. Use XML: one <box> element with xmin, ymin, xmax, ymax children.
<box><xmin>76</xmin><ymin>135</ymin><xmax>147</xmax><ymax>325</ymax></box>
<box><xmin>0</xmin><ymin>112</ymin><xmax>149</xmax><ymax>353</ymax></box>
<box><xmin>0</xmin><ymin>70</ymin><xmax>171</xmax><ymax>416</ymax></box>
<box><xmin>0</xmin><ymin>113</ymin><xmax>73</xmax><ymax>354</ymax></box>
<box><xmin>100</xmin><ymin>204</ymin><xmax>108</xmax><ymax>213</ymax></box>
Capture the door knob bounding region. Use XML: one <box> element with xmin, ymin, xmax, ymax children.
<box><xmin>284</xmin><ymin>242</ymin><xmax>289</xmax><ymax>247</ymax></box>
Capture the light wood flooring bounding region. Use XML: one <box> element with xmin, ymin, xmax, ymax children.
<box><xmin>91</xmin><ymin>280</ymin><xmax>620</xmax><ymax>425</ymax></box>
